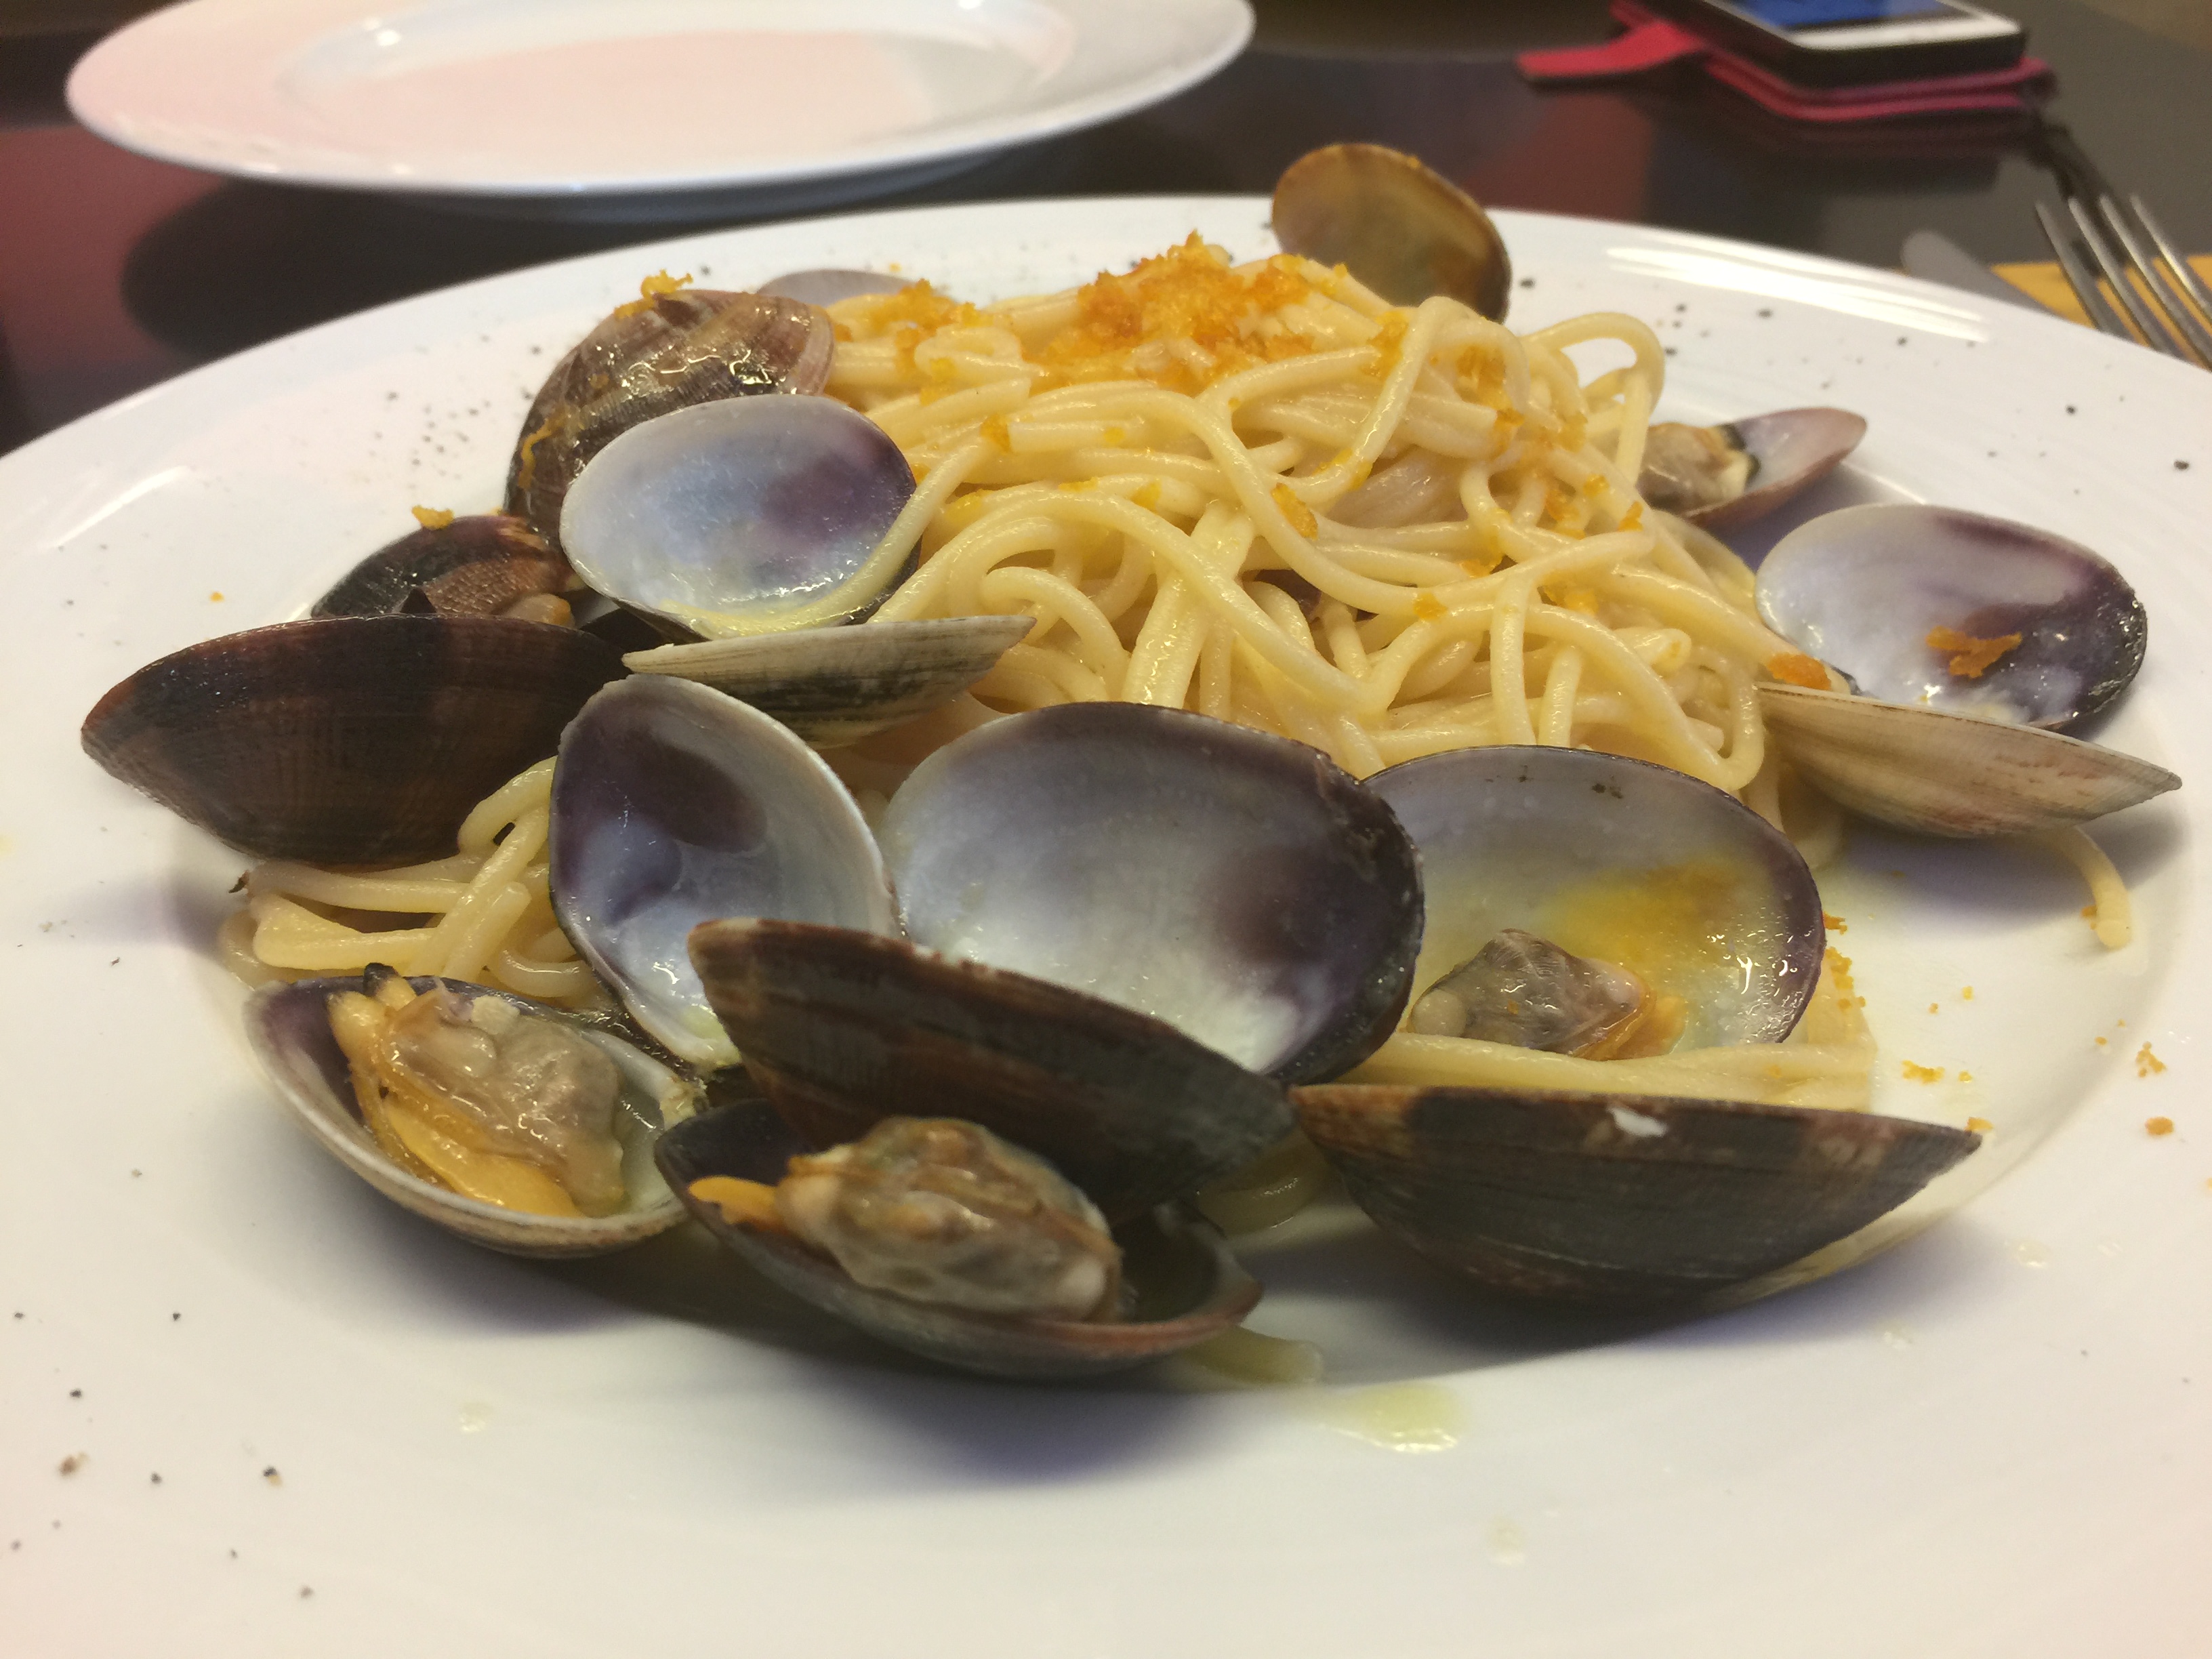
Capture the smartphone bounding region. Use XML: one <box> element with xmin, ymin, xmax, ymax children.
<box><xmin>1642</xmin><ymin>1</ymin><xmax>2028</xmax><ymax>87</ymax></box>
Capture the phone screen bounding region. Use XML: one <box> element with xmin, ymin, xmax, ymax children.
<box><xmin>1721</xmin><ymin>0</ymin><xmax>1967</xmax><ymax>27</ymax></box>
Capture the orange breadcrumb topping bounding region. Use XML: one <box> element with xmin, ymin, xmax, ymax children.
<box><xmin>1901</xmin><ymin>1061</ymin><xmax>1946</xmax><ymax>1084</ymax></box>
<box><xmin>1025</xmin><ymin>237</ymin><xmax>1323</xmax><ymax>394</ymax></box>
<box><xmin>1967</xmin><ymin>1116</ymin><xmax>1994</xmax><ymax>1134</ymax></box>
<box><xmin>1927</xmin><ymin>625</ymin><xmax>2023</xmax><ymax>678</ymax></box>
<box><xmin>1411</xmin><ymin>592</ymin><xmax>1448</xmax><ymax>622</ymax></box>
<box><xmin>209</xmin><ymin>591</ymin><xmax>224</xmax><ymax>602</ymax></box>
<box><xmin>1544</xmin><ymin>583</ymin><xmax>1601</xmax><ymax>615</ymax></box>
<box><xmin>2137</xmin><ymin>1043</ymin><xmax>2167</xmax><ymax>1078</ymax></box>
<box><xmin>979</xmin><ymin>414</ymin><xmax>1010</xmax><ymax>451</ymax></box>
<box><xmin>1766</xmin><ymin>652</ymin><xmax>1831</xmax><ymax>689</ymax></box>
<box><xmin>1961</xmin><ymin>986</ymin><xmax>1973</xmax><ymax>1000</ymax></box>
<box><xmin>1618</xmin><ymin>502</ymin><xmax>1645</xmax><ymax>531</ymax></box>
<box><xmin>611</xmin><ymin>269</ymin><xmax>694</xmax><ymax>319</ymax></box>
<box><xmin>2147</xmin><ymin>1117</ymin><xmax>2175</xmax><ymax>1136</ymax></box>
<box><xmin>1822</xmin><ymin>910</ymin><xmax>1847</xmax><ymax>933</ymax></box>
<box><xmin>1271</xmin><ymin>484</ymin><xmax>1318</xmax><ymax>538</ymax></box>
<box><xmin>410</xmin><ymin>506</ymin><xmax>456</xmax><ymax>530</ymax></box>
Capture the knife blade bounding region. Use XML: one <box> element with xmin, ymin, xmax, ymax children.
<box><xmin>1900</xmin><ymin>229</ymin><xmax>2041</xmax><ymax>310</ymax></box>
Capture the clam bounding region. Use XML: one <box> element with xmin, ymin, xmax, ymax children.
<box><xmin>686</xmin><ymin>918</ymin><xmax>1296</xmax><ymax>1224</ymax></box>
<box><xmin>1757</xmin><ymin>504</ymin><xmax>2146</xmax><ymax>729</ymax></box>
<box><xmin>757</xmin><ymin>269</ymin><xmax>910</xmax><ymax>306</ymax></box>
<box><xmin>548</xmin><ymin>675</ymin><xmax>899</xmax><ymax>1070</ymax></box>
<box><xmin>1293</xmin><ymin>1084</ymin><xmax>1980</xmax><ymax>1307</ymax></box>
<box><xmin>1271</xmin><ymin>142</ymin><xmax>1513</xmax><ymax>319</ymax></box>
<box><xmin>1755</xmin><ymin>684</ymin><xmax>2177</xmax><ymax>838</ymax></box>
<box><xmin>1290</xmin><ymin>745</ymin><xmax>1977</xmax><ymax>1306</ymax></box>
<box><xmin>1369</xmin><ymin>745</ymin><xmax>1826</xmax><ymax>1052</ymax></box>
<box><xmin>876</xmin><ymin>702</ymin><xmax>1425</xmax><ymax>1082</ymax></box>
<box><xmin>621</xmin><ymin>615</ymin><xmax>1033</xmax><ymax>747</ymax></box>
<box><xmin>80</xmin><ymin>615</ymin><xmax>623</xmax><ymax>863</ymax></box>
<box><xmin>558</xmin><ymin>396</ymin><xmax>919</xmax><ymax>642</ymax></box>
<box><xmin>312</xmin><ymin>514</ymin><xmax>571</xmax><ymax>620</ymax></box>
<box><xmin>246</xmin><ymin>969</ymin><xmax>700</xmax><ymax>1258</ymax></box>
<box><xmin>1637</xmin><ymin>408</ymin><xmax>1868</xmax><ymax>532</ymax></box>
<box><xmin>1753</xmin><ymin>505</ymin><xmax>2177</xmax><ymax>837</ymax></box>
<box><xmin>504</xmin><ymin>287</ymin><xmax>832</xmax><ymax>553</ymax></box>
<box><xmin>655</xmin><ymin>1094</ymin><xmax>1260</xmax><ymax>1380</ymax></box>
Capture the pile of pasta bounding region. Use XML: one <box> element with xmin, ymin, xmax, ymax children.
<box><xmin>831</xmin><ymin>237</ymin><xmax>1822</xmax><ymax>827</ymax></box>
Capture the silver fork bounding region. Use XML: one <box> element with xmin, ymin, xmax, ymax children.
<box><xmin>2032</xmin><ymin>125</ymin><xmax>2212</xmax><ymax>369</ymax></box>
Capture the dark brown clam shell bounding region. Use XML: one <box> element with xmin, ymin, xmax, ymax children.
<box><xmin>687</xmin><ymin>918</ymin><xmax>1294</xmax><ymax>1225</ymax></box>
<box><xmin>1272</xmin><ymin>143</ymin><xmax>1511</xmax><ymax>319</ymax></box>
<box><xmin>81</xmin><ymin>615</ymin><xmax>623</xmax><ymax>862</ymax></box>
<box><xmin>655</xmin><ymin>1097</ymin><xmax>1261</xmax><ymax>1380</ymax></box>
<box><xmin>1295</xmin><ymin>1084</ymin><xmax>1980</xmax><ymax>1308</ymax></box>
<box><xmin>312</xmin><ymin>514</ymin><xmax>570</xmax><ymax>619</ymax></box>
<box><xmin>504</xmin><ymin>289</ymin><xmax>832</xmax><ymax>552</ymax></box>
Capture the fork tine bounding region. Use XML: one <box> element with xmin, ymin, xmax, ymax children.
<box><xmin>2065</xmin><ymin>196</ymin><xmax>2190</xmax><ymax>360</ymax></box>
<box><xmin>2035</xmin><ymin>202</ymin><xmax>2134</xmax><ymax>340</ymax></box>
<box><xmin>2129</xmin><ymin>195</ymin><xmax>2212</xmax><ymax>333</ymax></box>
<box><xmin>2099</xmin><ymin>197</ymin><xmax>2212</xmax><ymax>367</ymax></box>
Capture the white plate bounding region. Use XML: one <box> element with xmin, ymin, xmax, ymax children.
<box><xmin>65</xmin><ymin>0</ymin><xmax>1253</xmax><ymax>219</ymax></box>
<box><xmin>3</xmin><ymin>201</ymin><xmax>2207</xmax><ymax>1657</ymax></box>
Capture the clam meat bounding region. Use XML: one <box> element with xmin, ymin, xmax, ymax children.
<box><xmin>691</xmin><ymin>1115</ymin><xmax>1124</xmax><ymax>1322</ymax></box>
<box><xmin>248</xmin><ymin>969</ymin><xmax>699</xmax><ymax>1258</ymax></box>
<box><xmin>1637</xmin><ymin>409</ymin><xmax>1866</xmax><ymax>533</ymax></box>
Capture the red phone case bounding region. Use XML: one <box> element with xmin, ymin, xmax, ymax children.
<box><xmin>1519</xmin><ymin>2</ymin><xmax>2051</xmax><ymax>123</ymax></box>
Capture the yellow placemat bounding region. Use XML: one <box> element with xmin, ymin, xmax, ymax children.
<box><xmin>1993</xmin><ymin>254</ymin><xmax>2212</xmax><ymax>326</ymax></box>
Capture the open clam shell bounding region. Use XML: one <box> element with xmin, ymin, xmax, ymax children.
<box><xmin>1757</xmin><ymin>682</ymin><xmax>2179</xmax><ymax>838</ymax></box>
<box><xmin>504</xmin><ymin>287</ymin><xmax>831</xmax><ymax>552</ymax></box>
<box><xmin>621</xmin><ymin>614</ymin><xmax>1032</xmax><ymax>747</ymax></box>
<box><xmin>559</xmin><ymin>396</ymin><xmax>918</xmax><ymax>641</ymax></box>
<box><xmin>549</xmin><ymin>676</ymin><xmax>897</xmax><ymax>1069</ymax></box>
<box><xmin>1295</xmin><ymin>1084</ymin><xmax>1980</xmax><ymax>1307</ymax></box>
<box><xmin>1367</xmin><ymin>746</ymin><xmax>1827</xmax><ymax>1050</ymax></box>
<box><xmin>757</xmin><ymin>269</ymin><xmax>910</xmax><ymax>306</ymax></box>
<box><xmin>656</xmin><ymin>1098</ymin><xmax>1261</xmax><ymax>1380</ymax></box>
<box><xmin>245</xmin><ymin>975</ymin><xmax>698</xmax><ymax>1258</ymax></box>
<box><xmin>1272</xmin><ymin>142</ymin><xmax>1511</xmax><ymax>319</ymax></box>
<box><xmin>312</xmin><ymin>514</ymin><xmax>569</xmax><ymax>619</ymax></box>
<box><xmin>1640</xmin><ymin>408</ymin><xmax>1867</xmax><ymax>533</ymax></box>
<box><xmin>1756</xmin><ymin>504</ymin><xmax>2148</xmax><ymax>729</ymax></box>
<box><xmin>687</xmin><ymin>919</ymin><xmax>1295</xmax><ymax>1225</ymax></box>
<box><xmin>81</xmin><ymin>615</ymin><xmax>622</xmax><ymax>863</ymax></box>
<box><xmin>878</xmin><ymin>703</ymin><xmax>1425</xmax><ymax>1082</ymax></box>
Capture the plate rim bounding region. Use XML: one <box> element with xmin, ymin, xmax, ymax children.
<box><xmin>62</xmin><ymin>0</ymin><xmax>1257</xmax><ymax>201</ymax></box>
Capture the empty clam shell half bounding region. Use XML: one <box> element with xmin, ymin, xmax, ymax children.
<box><xmin>81</xmin><ymin>615</ymin><xmax>623</xmax><ymax>863</ymax></box>
<box><xmin>878</xmin><ymin>703</ymin><xmax>1426</xmax><ymax>1082</ymax></box>
<box><xmin>1757</xmin><ymin>504</ymin><xmax>2148</xmax><ymax>729</ymax></box>
<box><xmin>247</xmin><ymin>975</ymin><xmax>697</xmax><ymax>1258</ymax></box>
<box><xmin>504</xmin><ymin>287</ymin><xmax>831</xmax><ymax>552</ymax></box>
<box><xmin>621</xmin><ymin>614</ymin><xmax>1032</xmax><ymax>747</ymax></box>
<box><xmin>550</xmin><ymin>677</ymin><xmax>897</xmax><ymax>1068</ymax></box>
<box><xmin>1368</xmin><ymin>746</ymin><xmax>1826</xmax><ymax>1050</ymax></box>
<box><xmin>560</xmin><ymin>396</ymin><xmax>918</xmax><ymax>641</ymax></box>
<box><xmin>1272</xmin><ymin>142</ymin><xmax>1512</xmax><ymax>319</ymax></box>
<box><xmin>687</xmin><ymin>919</ymin><xmax>1295</xmax><ymax>1225</ymax></box>
<box><xmin>1295</xmin><ymin>1084</ymin><xmax>1980</xmax><ymax>1307</ymax></box>
<box><xmin>756</xmin><ymin>269</ymin><xmax>910</xmax><ymax>306</ymax></box>
<box><xmin>1639</xmin><ymin>408</ymin><xmax>1867</xmax><ymax>533</ymax></box>
<box><xmin>656</xmin><ymin>1098</ymin><xmax>1261</xmax><ymax>1380</ymax></box>
<box><xmin>1757</xmin><ymin>683</ymin><xmax>2179</xmax><ymax>838</ymax></box>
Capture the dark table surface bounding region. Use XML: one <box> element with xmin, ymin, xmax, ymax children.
<box><xmin>3</xmin><ymin>0</ymin><xmax>2207</xmax><ymax>461</ymax></box>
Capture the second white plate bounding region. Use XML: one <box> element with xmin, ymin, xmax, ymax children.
<box><xmin>66</xmin><ymin>0</ymin><xmax>1254</xmax><ymax>218</ymax></box>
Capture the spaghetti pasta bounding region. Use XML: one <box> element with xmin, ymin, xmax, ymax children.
<box><xmin>220</xmin><ymin>760</ymin><xmax>607</xmax><ymax>1010</ymax></box>
<box><xmin>831</xmin><ymin>237</ymin><xmax>1803</xmax><ymax>805</ymax></box>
